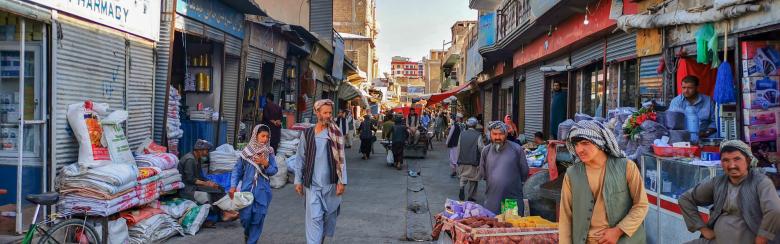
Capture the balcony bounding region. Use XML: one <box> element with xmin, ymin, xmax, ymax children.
<box><xmin>496</xmin><ymin>0</ymin><xmax>531</xmax><ymax>41</ymax></box>
<box><xmin>469</xmin><ymin>0</ymin><xmax>502</xmax><ymax>11</ymax></box>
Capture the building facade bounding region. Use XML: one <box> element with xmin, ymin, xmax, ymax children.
<box><xmin>334</xmin><ymin>0</ymin><xmax>379</xmax><ymax>82</ymax></box>
<box><xmin>391</xmin><ymin>56</ymin><xmax>424</xmax><ymax>79</ymax></box>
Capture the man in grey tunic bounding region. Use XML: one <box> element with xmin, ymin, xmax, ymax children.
<box><xmin>480</xmin><ymin>121</ymin><xmax>529</xmax><ymax>214</ymax></box>
<box><xmin>679</xmin><ymin>140</ymin><xmax>780</xmax><ymax>244</ymax></box>
<box><xmin>290</xmin><ymin>99</ymin><xmax>348</xmax><ymax>244</ymax></box>
<box><xmin>457</xmin><ymin>117</ymin><xmax>483</xmax><ymax>201</ymax></box>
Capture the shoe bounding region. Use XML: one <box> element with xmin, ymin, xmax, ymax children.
<box><xmin>202</xmin><ymin>221</ymin><xmax>217</xmax><ymax>228</ymax></box>
<box><xmin>395</xmin><ymin>163</ymin><xmax>402</xmax><ymax>170</ymax></box>
<box><xmin>458</xmin><ymin>188</ymin><xmax>465</xmax><ymax>201</ymax></box>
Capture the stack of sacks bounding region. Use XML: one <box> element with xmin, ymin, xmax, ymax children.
<box><xmin>209</xmin><ymin>144</ymin><xmax>240</xmax><ymax>173</ymax></box>
<box><xmin>277</xmin><ymin>129</ymin><xmax>302</xmax><ymax>157</ymax></box>
<box><xmin>127</xmin><ymin>213</ymin><xmax>184</xmax><ymax>244</ymax></box>
<box><xmin>154</xmin><ymin>198</ymin><xmax>198</xmax><ymax>219</ymax></box>
<box><xmin>135</xmin><ymin>154</ymin><xmax>178</xmax><ymax>205</ymax></box>
<box><xmin>167</xmin><ymin>86</ymin><xmax>183</xmax><ymax>155</ymax></box>
<box><xmin>120</xmin><ymin>206</ymin><xmax>164</xmax><ymax>226</ymax></box>
<box><xmin>136</xmin><ymin>167</ymin><xmax>162</xmax><ymax>206</ymax></box>
<box><xmin>135</xmin><ymin>153</ymin><xmax>179</xmax><ymax>169</ymax></box>
<box><xmin>57</xmin><ymin>163</ymin><xmax>139</xmax><ymax>216</ymax></box>
<box><xmin>159</xmin><ymin>168</ymin><xmax>184</xmax><ymax>193</ymax></box>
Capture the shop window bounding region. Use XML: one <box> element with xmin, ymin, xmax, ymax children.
<box><xmin>576</xmin><ymin>63</ymin><xmax>605</xmax><ymax>117</ymax></box>
<box><xmin>606</xmin><ymin>59</ymin><xmax>639</xmax><ymax>110</ymax></box>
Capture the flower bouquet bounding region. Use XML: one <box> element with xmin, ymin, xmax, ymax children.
<box><xmin>622</xmin><ymin>107</ymin><xmax>657</xmax><ymax>140</ymax></box>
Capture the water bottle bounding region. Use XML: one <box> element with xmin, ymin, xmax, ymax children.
<box><xmin>684</xmin><ymin>106</ymin><xmax>700</xmax><ymax>144</ymax></box>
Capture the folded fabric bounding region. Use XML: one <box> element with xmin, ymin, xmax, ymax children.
<box><xmin>139</xmin><ymin>174</ymin><xmax>162</xmax><ymax>185</ymax></box>
<box><xmin>59</xmin><ymin>187</ymin><xmax>134</xmax><ymax>201</ymax></box>
<box><xmin>120</xmin><ymin>207</ymin><xmax>164</xmax><ymax>226</ymax></box>
<box><xmin>128</xmin><ymin>214</ymin><xmax>184</xmax><ymax>244</ymax></box>
<box><xmin>161</xmin><ymin>174</ymin><xmax>182</xmax><ymax>186</ymax></box>
<box><xmin>161</xmin><ymin>182</ymin><xmax>185</xmax><ymax>192</ymax></box>
<box><xmin>159</xmin><ymin>168</ymin><xmax>180</xmax><ymax>179</ymax></box>
<box><xmin>136</xmin><ymin>181</ymin><xmax>161</xmax><ymax>195</ymax></box>
<box><xmin>138</xmin><ymin>167</ymin><xmax>161</xmax><ymax>180</ymax></box>
<box><xmin>60</xmin><ymin>178</ymin><xmax>137</xmax><ymax>195</ymax></box>
<box><xmin>135</xmin><ymin>153</ymin><xmax>178</xmax><ymax>170</ymax></box>
<box><xmin>60</xmin><ymin>191</ymin><xmax>137</xmax><ymax>208</ymax></box>
<box><xmin>59</xmin><ymin>196</ymin><xmax>139</xmax><ymax>216</ymax></box>
<box><xmin>59</xmin><ymin>163</ymin><xmax>138</xmax><ymax>187</ymax></box>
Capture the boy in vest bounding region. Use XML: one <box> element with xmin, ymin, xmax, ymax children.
<box><xmin>559</xmin><ymin>120</ymin><xmax>648</xmax><ymax>244</ymax></box>
<box><xmin>679</xmin><ymin>140</ymin><xmax>780</xmax><ymax>244</ymax></box>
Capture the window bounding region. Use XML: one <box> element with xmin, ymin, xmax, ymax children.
<box><xmin>576</xmin><ymin>63</ymin><xmax>605</xmax><ymax>117</ymax></box>
<box><xmin>606</xmin><ymin>59</ymin><xmax>639</xmax><ymax>110</ymax></box>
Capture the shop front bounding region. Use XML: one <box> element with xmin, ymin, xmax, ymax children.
<box><xmin>165</xmin><ymin>0</ymin><xmax>254</xmax><ymax>156</ymax></box>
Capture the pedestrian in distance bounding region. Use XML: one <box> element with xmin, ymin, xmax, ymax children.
<box><xmin>381</xmin><ymin>114</ymin><xmax>395</xmax><ymax>140</ymax></box>
<box><xmin>559</xmin><ymin>120</ymin><xmax>648</xmax><ymax>244</ymax></box>
<box><xmin>504</xmin><ymin>114</ymin><xmax>519</xmax><ymax>143</ymax></box>
<box><xmin>358</xmin><ymin>114</ymin><xmax>377</xmax><ymax>160</ymax></box>
<box><xmin>434</xmin><ymin>113</ymin><xmax>447</xmax><ymax>141</ymax></box>
<box><xmin>261</xmin><ymin>93</ymin><xmax>283</xmax><ymax>151</ymax></box>
<box><xmin>289</xmin><ymin>99</ymin><xmax>348</xmax><ymax>244</ymax></box>
<box><xmin>457</xmin><ymin>117</ymin><xmax>482</xmax><ymax>202</ymax></box>
<box><xmin>446</xmin><ymin>113</ymin><xmax>465</xmax><ymax>178</ymax></box>
<box><xmin>480</xmin><ymin>121</ymin><xmax>529</xmax><ymax>214</ymax></box>
<box><xmin>389</xmin><ymin>116</ymin><xmax>409</xmax><ymax>170</ymax></box>
<box><xmin>678</xmin><ymin>140</ymin><xmax>780</xmax><ymax>244</ymax></box>
<box><xmin>229</xmin><ymin>124</ymin><xmax>279</xmax><ymax>244</ymax></box>
<box><xmin>336</xmin><ymin>109</ymin><xmax>352</xmax><ymax>149</ymax></box>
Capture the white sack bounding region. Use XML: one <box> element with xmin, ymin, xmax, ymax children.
<box><xmin>67</xmin><ymin>101</ymin><xmax>112</xmax><ymax>168</ymax></box>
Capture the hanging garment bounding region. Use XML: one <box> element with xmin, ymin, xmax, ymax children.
<box><xmin>677</xmin><ymin>57</ymin><xmax>718</xmax><ymax>97</ymax></box>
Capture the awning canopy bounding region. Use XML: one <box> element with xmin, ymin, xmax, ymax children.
<box><xmin>338</xmin><ymin>82</ymin><xmax>370</xmax><ymax>108</ymax></box>
<box><xmin>420</xmin><ymin>81</ymin><xmax>473</xmax><ymax>107</ymax></box>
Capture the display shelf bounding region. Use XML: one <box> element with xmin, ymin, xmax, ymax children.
<box><xmin>641</xmin><ymin>153</ymin><xmax>723</xmax><ymax>200</ymax></box>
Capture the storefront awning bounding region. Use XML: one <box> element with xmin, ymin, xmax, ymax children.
<box><xmin>338</xmin><ymin>82</ymin><xmax>370</xmax><ymax>108</ymax></box>
<box><xmin>223</xmin><ymin>0</ymin><xmax>266</xmax><ymax>16</ymax></box>
<box><xmin>420</xmin><ymin>81</ymin><xmax>473</xmax><ymax>107</ymax></box>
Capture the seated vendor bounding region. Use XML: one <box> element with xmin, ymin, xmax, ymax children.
<box><xmin>669</xmin><ymin>76</ymin><xmax>717</xmax><ymax>138</ymax></box>
<box><xmin>523</xmin><ymin>132</ymin><xmax>546</xmax><ymax>151</ymax></box>
<box><xmin>679</xmin><ymin>140</ymin><xmax>780</xmax><ymax>244</ymax></box>
<box><xmin>525</xmin><ymin>132</ymin><xmax>548</xmax><ymax>167</ymax></box>
<box><xmin>178</xmin><ymin>139</ymin><xmax>227</xmax><ymax>227</ymax></box>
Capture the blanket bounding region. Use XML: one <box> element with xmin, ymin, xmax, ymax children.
<box><xmin>135</xmin><ymin>153</ymin><xmax>179</xmax><ymax>170</ymax></box>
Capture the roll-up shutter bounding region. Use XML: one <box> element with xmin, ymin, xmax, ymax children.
<box><xmin>640</xmin><ymin>55</ymin><xmax>661</xmax><ymax>78</ymax></box>
<box><xmin>127</xmin><ymin>40</ymin><xmax>155</xmax><ymax>150</ymax></box>
<box><xmin>204</xmin><ymin>25</ymin><xmax>225</xmax><ymax>43</ymax></box>
<box><xmin>223</xmin><ymin>57</ymin><xmax>240</xmax><ymax>144</ymax></box>
<box><xmin>154</xmin><ymin>5</ymin><xmax>174</xmax><ymax>142</ymax></box>
<box><xmin>484</xmin><ymin>87</ymin><xmax>493</xmax><ymax>124</ymax></box>
<box><xmin>247</xmin><ymin>47</ymin><xmax>263</xmax><ymax>79</ymax></box>
<box><xmin>274</xmin><ymin>57</ymin><xmax>285</xmax><ymax>81</ymax></box>
<box><xmin>225</xmin><ymin>34</ymin><xmax>242</xmax><ymax>57</ymax></box>
<box><xmin>606</xmin><ymin>31</ymin><xmax>637</xmax><ymax>63</ymax></box>
<box><xmin>501</xmin><ymin>75</ymin><xmax>513</xmax><ymax>89</ymax></box>
<box><xmin>524</xmin><ymin>64</ymin><xmax>544</xmax><ymax>139</ymax></box>
<box><xmin>175</xmin><ymin>14</ymin><xmax>204</xmax><ymax>36</ymax></box>
<box><xmin>310</xmin><ymin>0</ymin><xmax>333</xmax><ymax>42</ymax></box>
<box><xmin>571</xmin><ymin>40</ymin><xmax>604</xmax><ymax>68</ymax></box>
<box><xmin>54</xmin><ymin>17</ymin><xmax>127</xmax><ymax>168</ymax></box>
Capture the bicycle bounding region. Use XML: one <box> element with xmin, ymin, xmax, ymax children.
<box><xmin>21</xmin><ymin>192</ymin><xmax>102</xmax><ymax>244</ymax></box>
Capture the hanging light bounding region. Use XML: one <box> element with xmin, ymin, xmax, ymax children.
<box><xmin>583</xmin><ymin>6</ymin><xmax>590</xmax><ymax>25</ymax></box>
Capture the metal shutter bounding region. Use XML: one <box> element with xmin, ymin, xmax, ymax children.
<box><xmin>204</xmin><ymin>25</ymin><xmax>225</xmax><ymax>43</ymax></box>
<box><xmin>275</xmin><ymin>56</ymin><xmax>285</xmax><ymax>81</ymax></box>
<box><xmin>571</xmin><ymin>40</ymin><xmax>604</xmax><ymax>68</ymax></box>
<box><xmin>54</xmin><ymin>17</ymin><xmax>127</xmax><ymax>168</ymax></box>
<box><xmin>524</xmin><ymin>64</ymin><xmax>544</xmax><ymax>139</ymax></box>
<box><xmin>501</xmin><ymin>75</ymin><xmax>513</xmax><ymax>89</ymax></box>
<box><xmin>223</xmin><ymin>57</ymin><xmax>240</xmax><ymax>144</ymax></box>
<box><xmin>225</xmin><ymin>34</ymin><xmax>242</xmax><ymax>57</ymax></box>
<box><xmin>310</xmin><ymin>0</ymin><xmax>333</xmax><ymax>42</ymax></box>
<box><xmin>247</xmin><ymin>47</ymin><xmax>263</xmax><ymax>79</ymax></box>
<box><xmin>154</xmin><ymin>6</ymin><xmax>174</xmax><ymax>142</ymax></box>
<box><xmin>175</xmin><ymin>14</ymin><xmax>204</xmax><ymax>36</ymax></box>
<box><xmin>127</xmin><ymin>40</ymin><xmax>155</xmax><ymax>150</ymax></box>
<box><xmin>484</xmin><ymin>87</ymin><xmax>493</xmax><ymax>124</ymax></box>
<box><xmin>606</xmin><ymin>31</ymin><xmax>637</xmax><ymax>63</ymax></box>
<box><xmin>639</xmin><ymin>55</ymin><xmax>661</xmax><ymax>78</ymax></box>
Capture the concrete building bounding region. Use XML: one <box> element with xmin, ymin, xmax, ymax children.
<box><xmin>334</xmin><ymin>0</ymin><xmax>379</xmax><ymax>82</ymax></box>
<box><xmin>255</xmin><ymin>0</ymin><xmax>310</xmax><ymax>28</ymax></box>
<box><xmin>423</xmin><ymin>50</ymin><xmax>446</xmax><ymax>93</ymax></box>
<box><xmin>442</xmin><ymin>21</ymin><xmax>477</xmax><ymax>90</ymax></box>
<box><xmin>391</xmin><ymin>56</ymin><xmax>424</xmax><ymax>79</ymax></box>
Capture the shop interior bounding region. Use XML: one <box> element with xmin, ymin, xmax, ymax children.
<box><xmin>238</xmin><ymin>62</ymin><xmax>275</xmax><ymax>144</ymax></box>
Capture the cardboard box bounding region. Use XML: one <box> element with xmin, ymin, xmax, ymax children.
<box><xmin>745</xmin><ymin>124</ymin><xmax>779</xmax><ymax>143</ymax></box>
<box><xmin>742</xmin><ymin>41</ymin><xmax>780</xmax><ymax>60</ymax></box>
<box><xmin>744</xmin><ymin>108</ymin><xmax>779</xmax><ymax>125</ymax></box>
<box><xmin>742</xmin><ymin>76</ymin><xmax>779</xmax><ymax>93</ymax></box>
<box><xmin>743</xmin><ymin>59</ymin><xmax>780</xmax><ymax>77</ymax></box>
<box><xmin>744</xmin><ymin>90</ymin><xmax>780</xmax><ymax>109</ymax></box>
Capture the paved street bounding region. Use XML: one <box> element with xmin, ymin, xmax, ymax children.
<box><xmin>168</xmin><ymin>139</ymin><xmax>470</xmax><ymax>244</ymax></box>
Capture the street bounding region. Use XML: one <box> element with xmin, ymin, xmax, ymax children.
<box><xmin>167</xmin><ymin>139</ymin><xmax>475</xmax><ymax>244</ymax></box>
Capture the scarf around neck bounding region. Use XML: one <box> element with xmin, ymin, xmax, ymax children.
<box><xmin>314</xmin><ymin>99</ymin><xmax>346</xmax><ymax>183</ymax></box>
<box><xmin>241</xmin><ymin>124</ymin><xmax>275</xmax><ymax>163</ymax></box>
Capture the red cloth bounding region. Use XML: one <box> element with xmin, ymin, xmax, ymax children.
<box><xmin>676</xmin><ymin>58</ymin><xmax>717</xmax><ymax>97</ymax></box>
<box><xmin>424</xmin><ymin>81</ymin><xmax>472</xmax><ymax>107</ymax></box>
<box><xmin>120</xmin><ymin>207</ymin><xmax>163</xmax><ymax>226</ymax></box>
<box><xmin>546</xmin><ymin>141</ymin><xmax>565</xmax><ymax>181</ymax></box>
<box><xmin>392</xmin><ymin>107</ymin><xmax>423</xmax><ymax>118</ymax></box>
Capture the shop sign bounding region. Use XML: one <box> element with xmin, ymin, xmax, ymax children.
<box><xmin>176</xmin><ymin>0</ymin><xmax>245</xmax><ymax>38</ymax></box>
<box><xmin>29</xmin><ymin>0</ymin><xmax>161</xmax><ymax>40</ymax></box>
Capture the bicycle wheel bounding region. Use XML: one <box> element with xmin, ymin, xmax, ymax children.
<box><xmin>38</xmin><ymin>219</ymin><xmax>101</xmax><ymax>244</ymax></box>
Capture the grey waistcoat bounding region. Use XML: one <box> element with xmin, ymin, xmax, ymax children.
<box><xmin>708</xmin><ymin>169</ymin><xmax>765</xmax><ymax>235</ymax></box>
<box><xmin>567</xmin><ymin>157</ymin><xmax>646</xmax><ymax>244</ymax></box>
<box><xmin>457</xmin><ymin>128</ymin><xmax>481</xmax><ymax>166</ymax></box>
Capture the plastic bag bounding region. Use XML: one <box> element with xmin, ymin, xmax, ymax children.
<box><xmin>67</xmin><ymin>100</ymin><xmax>111</xmax><ymax>168</ymax></box>
<box><xmin>180</xmin><ymin>204</ymin><xmax>211</xmax><ymax>235</ymax></box>
<box><xmin>101</xmin><ymin>110</ymin><xmax>135</xmax><ymax>164</ymax></box>
<box><xmin>270</xmin><ymin>155</ymin><xmax>288</xmax><ymax>188</ymax></box>
<box><xmin>160</xmin><ymin>198</ymin><xmax>197</xmax><ymax>219</ymax></box>
<box><xmin>214</xmin><ymin>193</ymin><xmax>253</xmax><ymax>211</ymax></box>
<box><xmin>136</xmin><ymin>138</ymin><xmax>168</xmax><ymax>155</ymax></box>
<box><xmin>386</xmin><ymin>152</ymin><xmax>394</xmax><ymax>164</ymax></box>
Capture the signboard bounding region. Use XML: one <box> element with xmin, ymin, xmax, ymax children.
<box><xmin>332</xmin><ymin>34</ymin><xmax>345</xmax><ymax>80</ymax></box>
<box><xmin>176</xmin><ymin>0</ymin><xmax>245</xmax><ymax>38</ymax></box>
<box><xmin>29</xmin><ymin>0</ymin><xmax>161</xmax><ymax>40</ymax></box>
<box><xmin>478</xmin><ymin>12</ymin><xmax>495</xmax><ymax>47</ymax></box>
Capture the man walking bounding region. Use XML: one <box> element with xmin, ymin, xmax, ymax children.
<box><xmin>559</xmin><ymin>120</ymin><xmax>648</xmax><ymax>244</ymax></box>
<box><xmin>679</xmin><ymin>140</ymin><xmax>780</xmax><ymax>244</ymax></box>
<box><xmin>262</xmin><ymin>93</ymin><xmax>283</xmax><ymax>151</ymax></box>
<box><xmin>446</xmin><ymin>113</ymin><xmax>464</xmax><ymax>178</ymax></box>
<box><xmin>336</xmin><ymin>110</ymin><xmax>352</xmax><ymax>149</ymax></box>
<box><xmin>457</xmin><ymin>118</ymin><xmax>482</xmax><ymax>201</ymax></box>
<box><xmin>480</xmin><ymin>121</ymin><xmax>529</xmax><ymax>214</ymax></box>
<box><xmin>290</xmin><ymin>99</ymin><xmax>348</xmax><ymax>244</ymax></box>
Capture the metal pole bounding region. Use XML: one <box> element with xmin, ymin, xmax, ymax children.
<box><xmin>16</xmin><ymin>19</ymin><xmax>26</xmax><ymax>235</ymax></box>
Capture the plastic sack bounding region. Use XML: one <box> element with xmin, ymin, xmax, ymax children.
<box><xmin>214</xmin><ymin>193</ymin><xmax>253</xmax><ymax>211</ymax></box>
<box><xmin>209</xmin><ymin>144</ymin><xmax>240</xmax><ymax>173</ymax></box>
<box><xmin>101</xmin><ymin>110</ymin><xmax>135</xmax><ymax>164</ymax></box>
<box><xmin>281</xmin><ymin>129</ymin><xmax>302</xmax><ymax>141</ymax></box>
<box><xmin>663</xmin><ymin>111</ymin><xmax>686</xmax><ymax>130</ymax></box>
<box><xmin>160</xmin><ymin>198</ymin><xmax>197</xmax><ymax>219</ymax></box>
<box><xmin>386</xmin><ymin>152</ymin><xmax>394</xmax><ymax>164</ymax></box>
<box><xmin>180</xmin><ymin>204</ymin><xmax>211</xmax><ymax>235</ymax></box>
<box><xmin>67</xmin><ymin>100</ymin><xmax>111</xmax><ymax>168</ymax></box>
<box><xmin>92</xmin><ymin>217</ymin><xmax>129</xmax><ymax>244</ymax></box>
<box><xmin>557</xmin><ymin>119</ymin><xmax>576</xmax><ymax>140</ymax></box>
<box><xmin>270</xmin><ymin>154</ymin><xmax>288</xmax><ymax>188</ymax></box>
<box><xmin>136</xmin><ymin>138</ymin><xmax>168</xmax><ymax>155</ymax></box>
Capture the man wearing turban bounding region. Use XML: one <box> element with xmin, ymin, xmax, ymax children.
<box><xmin>480</xmin><ymin>121</ymin><xmax>530</xmax><ymax>214</ymax></box>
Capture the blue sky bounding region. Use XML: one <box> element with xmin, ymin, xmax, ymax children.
<box><xmin>375</xmin><ymin>0</ymin><xmax>476</xmax><ymax>75</ymax></box>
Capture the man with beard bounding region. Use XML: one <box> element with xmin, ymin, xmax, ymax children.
<box><xmin>480</xmin><ymin>121</ymin><xmax>530</xmax><ymax>214</ymax></box>
<box><xmin>549</xmin><ymin>81</ymin><xmax>567</xmax><ymax>139</ymax></box>
<box><xmin>679</xmin><ymin>140</ymin><xmax>780</xmax><ymax>244</ymax></box>
<box><xmin>261</xmin><ymin>93</ymin><xmax>283</xmax><ymax>151</ymax></box>
<box><xmin>290</xmin><ymin>99</ymin><xmax>348</xmax><ymax>244</ymax></box>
